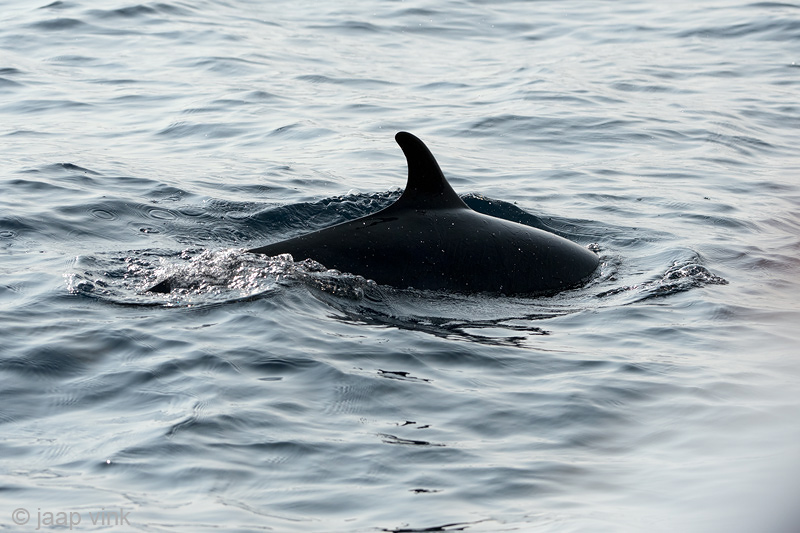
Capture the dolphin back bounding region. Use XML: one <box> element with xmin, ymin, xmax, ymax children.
<box><xmin>248</xmin><ymin>132</ymin><xmax>599</xmax><ymax>295</ymax></box>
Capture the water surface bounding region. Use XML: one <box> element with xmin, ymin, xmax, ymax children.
<box><xmin>2</xmin><ymin>1</ymin><xmax>799</xmax><ymax>532</ymax></box>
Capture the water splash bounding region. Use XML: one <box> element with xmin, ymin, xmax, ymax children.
<box><xmin>596</xmin><ymin>256</ymin><xmax>728</xmax><ymax>301</ymax></box>
<box><xmin>66</xmin><ymin>248</ymin><xmax>379</xmax><ymax>306</ymax></box>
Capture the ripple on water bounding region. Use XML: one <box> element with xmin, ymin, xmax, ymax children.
<box><xmin>27</xmin><ymin>18</ymin><xmax>90</xmax><ymax>31</ymax></box>
<box><xmin>147</xmin><ymin>208</ymin><xmax>177</xmax><ymax>220</ymax></box>
<box><xmin>156</xmin><ymin>121</ymin><xmax>247</xmax><ymax>140</ymax></box>
<box><xmin>89</xmin><ymin>207</ymin><xmax>118</xmax><ymax>221</ymax></box>
<box><xmin>86</xmin><ymin>5</ymin><xmax>160</xmax><ymax>20</ymax></box>
<box><xmin>0</xmin><ymin>76</ymin><xmax>23</xmax><ymax>88</ymax></box>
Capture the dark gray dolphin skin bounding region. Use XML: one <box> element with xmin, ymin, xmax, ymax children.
<box><xmin>244</xmin><ymin>132</ymin><xmax>599</xmax><ymax>295</ymax></box>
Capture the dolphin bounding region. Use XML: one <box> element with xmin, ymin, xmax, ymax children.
<box><xmin>243</xmin><ymin>132</ymin><xmax>599</xmax><ymax>295</ymax></box>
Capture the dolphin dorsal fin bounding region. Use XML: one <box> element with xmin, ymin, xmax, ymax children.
<box><xmin>393</xmin><ymin>132</ymin><xmax>469</xmax><ymax>210</ymax></box>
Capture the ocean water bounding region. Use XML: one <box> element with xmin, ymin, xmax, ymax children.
<box><xmin>2</xmin><ymin>0</ymin><xmax>799</xmax><ymax>531</ymax></box>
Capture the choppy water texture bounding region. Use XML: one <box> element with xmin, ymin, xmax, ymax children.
<box><xmin>2</xmin><ymin>1</ymin><xmax>800</xmax><ymax>531</ymax></box>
